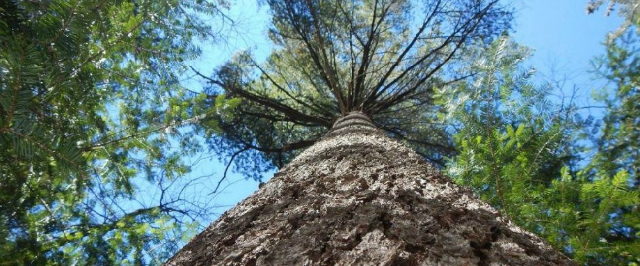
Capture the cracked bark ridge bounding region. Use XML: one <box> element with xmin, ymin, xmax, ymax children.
<box><xmin>166</xmin><ymin>111</ymin><xmax>573</xmax><ymax>265</ymax></box>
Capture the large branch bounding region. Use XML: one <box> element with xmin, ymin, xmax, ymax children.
<box><xmin>369</xmin><ymin>2</ymin><xmax>497</xmax><ymax>113</ymax></box>
<box><xmin>281</xmin><ymin>2</ymin><xmax>345</xmax><ymax>112</ymax></box>
<box><xmin>237</xmin><ymin>109</ymin><xmax>322</xmax><ymax>127</ymax></box>
<box><xmin>305</xmin><ymin>0</ymin><xmax>347</xmax><ymax>114</ymax></box>
<box><xmin>363</xmin><ymin>0</ymin><xmax>443</xmax><ymax>108</ymax></box>
<box><xmin>191</xmin><ymin>66</ymin><xmax>333</xmax><ymax>128</ymax></box>
<box><xmin>351</xmin><ymin>0</ymin><xmax>381</xmax><ymax>109</ymax></box>
<box><xmin>253</xmin><ymin>60</ymin><xmax>333</xmax><ymax>118</ymax></box>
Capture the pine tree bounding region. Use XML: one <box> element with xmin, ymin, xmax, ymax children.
<box><xmin>195</xmin><ymin>0</ymin><xmax>513</xmax><ymax>176</ymax></box>
<box><xmin>169</xmin><ymin>0</ymin><xmax>573</xmax><ymax>264</ymax></box>
<box><xmin>167</xmin><ymin>111</ymin><xmax>571</xmax><ymax>265</ymax></box>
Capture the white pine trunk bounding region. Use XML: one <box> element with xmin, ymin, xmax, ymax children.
<box><xmin>167</xmin><ymin>112</ymin><xmax>572</xmax><ymax>265</ymax></box>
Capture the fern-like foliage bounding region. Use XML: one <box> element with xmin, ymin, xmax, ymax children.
<box><xmin>0</xmin><ymin>0</ymin><xmax>230</xmax><ymax>264</ymax></box>
<box><xmin>442</xmin><ymin>36</ymin><xmax>639</xmax><ymax>264</ymax></box>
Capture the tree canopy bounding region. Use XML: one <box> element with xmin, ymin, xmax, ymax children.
<box><xmin>197</xmin><ymin>0</ymin><xmax>512</xmax><ymax>171</ymax></box>
<box><xmin>0</xmin><ymin>0</ymin><xmax>230</xmax><ymax>263</ymax></box>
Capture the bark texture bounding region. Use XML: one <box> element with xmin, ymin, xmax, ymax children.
<box><xmin>167</xmin><ymin>112</ymin><xmax>573</xmax><ymax>265</ymax></box>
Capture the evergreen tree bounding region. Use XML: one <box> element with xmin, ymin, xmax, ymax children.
<box><xmin>589</xmin><ymin>0</ymin><xmax>639</xmax><ymax>187</ymax></box>
<box><xmin>169</xmin><ymin>0</ymin><xmax>572</xmax><ymax>264</ymax></box>
<box><xmin>0</xmin><ymin>0</ymin><xmax>230</xmax><ymax>263</ymax></box>
<box><xmin>444</xmin><ymin>34</ymin><xmax>639</xmax><ymax>264</ymax></box>
<box><xmin>168</xmin><ymin>112</ymin><xmax>572</xmax><ymax>265</ymax></box>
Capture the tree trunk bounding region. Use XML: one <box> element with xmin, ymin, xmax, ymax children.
<box><xmin>166</xmin><ymin>112</ymin><xmax>572</xmax><ymax>265</ymax></box>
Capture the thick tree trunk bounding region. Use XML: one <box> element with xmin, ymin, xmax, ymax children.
<box><xmin>167</xmin><ymin>112</ymin><xmax>572</xmax><ymax>265</ymax></box>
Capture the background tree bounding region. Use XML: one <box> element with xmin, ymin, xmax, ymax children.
<box><xmin>440</xmin><ymin>1</ymin><xmax>640</xmax><ymax>261</ymax></box>
<box><xmin>439</xmin><ymin>36</ymin><xmax>581</xmax><ymax>212</ymax></box>
<box><xmin>588</xmin><ymin>0</ymin><xmax>639</xmax><ymax>187</ymax></box>
<box><xmin>0</xmin><ymin>0</ymin><xmax>232</xmax><ymax>264</ymax></box>
<box><xmin>443</xmin><ymin>35</ymin><xmax>639</xmax><ymax>264</ymax></box>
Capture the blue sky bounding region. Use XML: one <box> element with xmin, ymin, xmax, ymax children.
<box><xmin>182</xmin><ymin>0</ymin><xmax>625</xmax><ymax>218</ymax></box>
<box><xmin>511</xmin><ymin>1</ymin><xmax>622</xmax><ymax>98</ymax></box>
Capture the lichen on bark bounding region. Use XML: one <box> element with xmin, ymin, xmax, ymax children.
<box><xmin>166</xmin><ymin>112</ymin><xmax>573</xmax><ymax>265</ymax></box>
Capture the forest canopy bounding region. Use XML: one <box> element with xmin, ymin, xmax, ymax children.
<box><xmin>0</xmin><ymin>0</ymin><xmax>638</xmax><ymax>264</ymax></box>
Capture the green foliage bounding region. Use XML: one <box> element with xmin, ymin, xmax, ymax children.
<box><xmin>2</xmin><ymin>0</ymin><xmax>637</xmax><ymax>264</ymax></box>
<box><xmin>586</xmin><ymin>0</ymin><xmax>639</xmax><ymax>38</ymax></box>
<box><xmin>544</xmin><ymin>169</ymin><xmax>639</xmax><ymax>263</ymax></box>
<box><xmin>443</xmin><ymin>36</ymin><xmax>639</xmax><ymax>264</ymax></box>
<box><xmin>0</xmin><ymin>0</ymin><xmax>227</xmax><ymax>264</ymax></box>
<box><xmin>591</xmin><ymin>25</ymin><xmax>640</xmax><ymax>185</ymax></box>
<box><xmin>198</xmin><ymin>0</ymin><xmax>512</xmax><ymax>173</ymax></box>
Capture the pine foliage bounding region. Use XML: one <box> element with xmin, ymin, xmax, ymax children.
<box><xmin>195</xmin><ymin>0</ymin><xmax>512</xmax><ymax>173</ymax></box>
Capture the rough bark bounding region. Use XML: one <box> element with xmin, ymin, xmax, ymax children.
<box><xmin>167</xmin><ymin>112</ymin><xmax>573</xmax><ymax>265</ymax></box>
